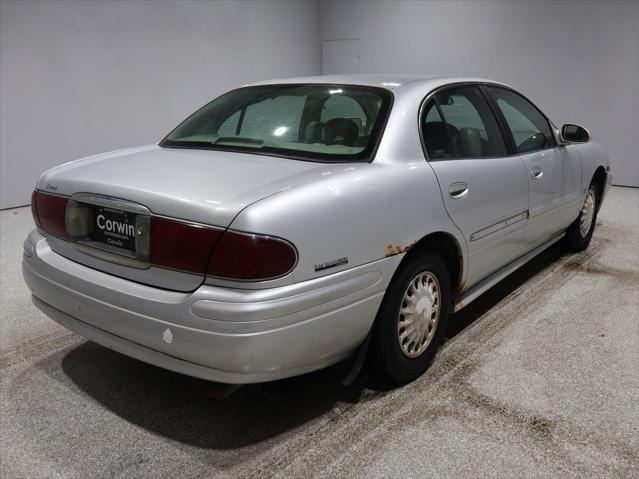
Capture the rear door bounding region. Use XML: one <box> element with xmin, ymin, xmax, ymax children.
<box><xmin>421</xmin><ymin>84</ymin><xmax>530</xmax><ymax>288</ymax></box>
<box><xmin>485</xmin><ymin>86</ymin><xmax>582</xmax><ymax>246</ymax></box>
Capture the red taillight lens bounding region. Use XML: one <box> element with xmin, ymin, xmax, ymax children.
<box><xmin>149</xmin><ymin>217</ymin><xmax>223</xmax><ymax>274</ymax></box>
<box><xmin>33</xmin><ymin>191</ymin><xmax>68</xmax><ymax>238</ymax></box>
<box><xmin>207</xmin><ymin>231</ymin><xmax>297</xmax><ymax>280</ymax></box>
<box><xmin>31</xmin><ymin>191</ymin><xmax>42</xmax><ymax>229</ymax></box>
<box><xmin>30</xmin><ymin>190</ymin><xmax>297</xmax><ymax>280</ymax></box>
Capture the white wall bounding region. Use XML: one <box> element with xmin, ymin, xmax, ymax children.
<box><xmin>0</xmin><ymin>0</ymin><xmax>320</xmax><ymax>209</ymax></box>
<box><xmin>320</xmin><ymin>0</ymin><xmax>639</xmax><ymax>187</ymax></box>
<box><xmin>2</xmin><ymin>0</ymin><xmax>637</xmax><ymax>209</ymax></box>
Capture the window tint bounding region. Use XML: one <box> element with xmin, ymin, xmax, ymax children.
<box><xmin>422</xmin><ymin>101</ymin><xmax>455</xmax><ymax>159</ymax></box>
<box><xmin>161</xmin><ymin>85</ymin><xmax>392</xmax><ymax>162</ymax></box>
<box><xmin>487</xmin><ymin>86</ymin><xmax>554</xmax><ymax>154</ymax></box>
<box><xmin>423</xmin><ymin>85</ymin><xmax>507</xmax><ymax>159</ymax></box>
<box><xmin>321</xmin><ymin>95</ymin><xmax>367</xmax><ymax>135</ymax></box>
<box><xmin>240</xmin><ymin>95</ymin><xmax>306</xmax><ymax>142</ymax></box>
<box><xmin>217</xmin><ymin>110</ymin><xmax>240</xmax><ymax>136</ymax></box>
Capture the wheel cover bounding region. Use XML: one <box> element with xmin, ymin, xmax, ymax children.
<box><xmin>397</xmin><ymin>271</ymin><xmax>441</xmax><ymax>358</ymax></box>
<box><xmin>580</xmin><ymin>189</ymin><xmax>596</xmax><ymax>238</ymax></box>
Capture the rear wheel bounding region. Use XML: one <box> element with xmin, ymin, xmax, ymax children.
<box><xmin>565</xmin><ymin>183</ymin><xmax>598</xmax><ymax>252</ymax></box>
<box><xmin>371</xmin><ymin>249</ymin><xmax>451</xmax><ymax>383</ymax></box>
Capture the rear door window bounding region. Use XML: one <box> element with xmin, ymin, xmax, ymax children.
<box><xmin>421</xmin><ymin>85</ymin><xmax>508</xmax><ymax>159</ymax></box>
<box><xmin>421</xmin><ymin>100</ymin><xmax>455</xmax><ymax>159</ymax></box>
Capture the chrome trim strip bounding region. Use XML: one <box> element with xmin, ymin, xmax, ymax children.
<box><xmin>470</xmin><ymin>210</ymin><xmax>529</xmax><ymax>242</ymax></box>
<box><xmin>69</xmin><ymin>193</ymin><xmax>151</xmax><ymax>215</ymax></box>
<box><xmin>151</xmin><ymin>214</ymin><xmax>226</xmax><ymax>231</ymax></box>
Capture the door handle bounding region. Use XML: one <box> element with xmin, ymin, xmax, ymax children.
<box><xmin>449</xmin><ymin>182</ymin><xmax>469</xmax><ymax>199</ymax></box>
<box><xmin>530</xmin><ymin>167</ymin><xmax>543</xmax><ymax>180</ymax></box>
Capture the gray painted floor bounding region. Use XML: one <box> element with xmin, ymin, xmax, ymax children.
<box><xmin>1</xmin><ymin>187</ymin><xmax>638</xmax><ymax>478</ymax></box>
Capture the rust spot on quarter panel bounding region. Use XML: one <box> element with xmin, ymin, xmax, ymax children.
<box><xmin>385</xmin><ymin>244</ymin><xmax>403</xmax><ymax>257</ymax></box>
<box><xmin>385</xmin><ymin>241</ymin><xmax>417</xmax><ymax>257</ymax></box>
<box><xmin>385</xmin><ymin>237</ymin><xmax>465</xmax><ymax>305</ymax></box>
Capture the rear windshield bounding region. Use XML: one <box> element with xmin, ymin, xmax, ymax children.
<box><xmin>160</xmin><ymin>84</ymin><xmax>392</xmax><ymax>162</ymax></box>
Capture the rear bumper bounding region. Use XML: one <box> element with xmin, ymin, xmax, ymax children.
<box><xmin>22</xmin><ymin>230</ymin><xmax>400</xmax><ymax>383</ymax></box>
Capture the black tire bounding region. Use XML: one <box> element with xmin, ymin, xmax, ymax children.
<box><xmin>565</xmin><ymin>182</ymin><xmax>598</xmax><ymax>252</ymax></box>
<box><xmin>371</xmin><ymin>248</ymin><xmax>451</xmax><ymax>384</ymax></box>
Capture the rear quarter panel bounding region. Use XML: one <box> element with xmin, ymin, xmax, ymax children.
<box><xmin>227</xmin><ymin>161</ymin><xmax>465</xmax><ymax>285</ymax></box>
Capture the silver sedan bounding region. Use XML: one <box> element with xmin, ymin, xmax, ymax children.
<box><xmin>22</xmin><ymin>75</ymin><xmax>612</xmax><ymax>384</ymax></box>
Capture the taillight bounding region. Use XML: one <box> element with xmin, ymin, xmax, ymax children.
<box><xmin>207</xmin><ymin>231</ymin><xmax>297</xmax><ymax>280</ymax></box>
<box><xmin>30</xmin><ymin>190</ymin><xmax>297</xmax><ymax>280</ymax></box>
<box><xmin>33</xmin><ymin>191</ymin><xmax>68</xmax><ymax>239</ymax></box>
<box><xmin>149</xmin><ymin>217</ymin><xmax>223</xmax><ymax>274</ymax></box>
<box><xmin>31</xmin><ymin>191</ymin><xmax>42</xmax><ymax>229</ymax></box>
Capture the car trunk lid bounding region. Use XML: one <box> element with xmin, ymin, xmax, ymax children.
<box><xmin>39</xmin><ymin>145</ymin><xmax>321</xmax><ymax>226</ymax></box>
<box><xmin>36</xmin><ymin>145</ymin><xmax>323</xmax><ymax>290</ymax></box>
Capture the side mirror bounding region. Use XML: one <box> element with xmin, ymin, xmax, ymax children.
<box><xmin>561</xmin><ymin>124</ymin><xmax>590</xmax><ymax>143</ymax></box>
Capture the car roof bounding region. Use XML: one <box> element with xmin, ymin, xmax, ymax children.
<box><xmin>247</xmin><ymin>74</ymin><xmax>511</xmax><ymax>91</ymax></box>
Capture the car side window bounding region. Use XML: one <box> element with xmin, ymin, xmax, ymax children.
<box><xmin>422</xmin><ymin>100</ymin><xmax>455</xmax><ymax>159</ymax></box>
<box><xmin>486</xmin><ymin>86</ymin><xmax>555</xmax><ymax>154</ymax></box>
<box><xmin>426</xmin><ymin>85</ymin><xmax>508</xmax><ymax>159</ymax></box>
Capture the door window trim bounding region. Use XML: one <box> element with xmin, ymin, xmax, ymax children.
<box><xmin>418</xmin><ymin>82</ymin><xmax>513</xmax><ymax>161</ymax></box>
<box><xmin>418</xmin><ymin>81</ymin><xmax>557</xmax><ymax>162</ymax></box>
<box><xmin>481</xmin><ymin>84</ymin><xmax>557</xmax><ymax>154</ymax></box>
<box><xmin>477</xmin><ymin>84</ymin><xmax>518</xmax><ymax>154</ymax></box>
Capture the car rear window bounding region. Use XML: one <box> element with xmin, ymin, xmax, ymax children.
<box><xmin>160</xmin><ymin>84</ymin><xmax>392</xmax><ymax>163</ymax></box>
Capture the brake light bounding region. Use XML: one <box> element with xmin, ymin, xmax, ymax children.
<box><xmin>30</xmin><ymin>190</ymin><xmax>297</xmax><ymax>280</ymax></box>
<box><xmin>33</xmin><ymin>191</ymin><xmax>68</xmax><ymax>239</ymax></box>
<box><xmin>149</xmin><ymin>217</ymin><xmax>223</xmax><ymax>274</ymax></box>
<box><xmin>207</xmin><ymin>231</ymin><xmax>297</xmax><ymax>280</ymax></box>
<box><xmin>31</xmin><ymin>191</ymin><xmax>42</xmax><ymax>228</ymax></box>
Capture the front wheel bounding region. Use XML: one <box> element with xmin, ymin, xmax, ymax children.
<box><xmin>565</xmin><ymin>183</ymin><xmax>598</xmax><ymax>252</ymax></box>
<box><xmin>371</xmin><ymin>249</ymin><xmax>451</xmax><ymax>384</ymax></box>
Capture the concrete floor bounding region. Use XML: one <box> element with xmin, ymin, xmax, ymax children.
<box><xmin>1</xmin><ymin>186</ymin><xmax>638</xmax><ymax>478</ymax></box>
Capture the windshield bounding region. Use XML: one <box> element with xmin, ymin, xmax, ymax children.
<box><xmin>160</xmin><ymin>84</ymin><xmax>392</xmax><ymax>162</ymax></box>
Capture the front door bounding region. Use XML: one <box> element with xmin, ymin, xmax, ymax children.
<box><xmin>421</xmin><ymin>85</ymin><xmax>530</xmax><ymax>289</ymax></box>
<box><xmin>485</xmin><ymin>86</ymin><xmax>582</xmax><ymax>246</ymax></box>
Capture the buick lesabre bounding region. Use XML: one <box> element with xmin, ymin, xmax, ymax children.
<box><xmin>22</xmin><ymin>75</ymin><xmax>612</xmax><ymax>383</ymax></box>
